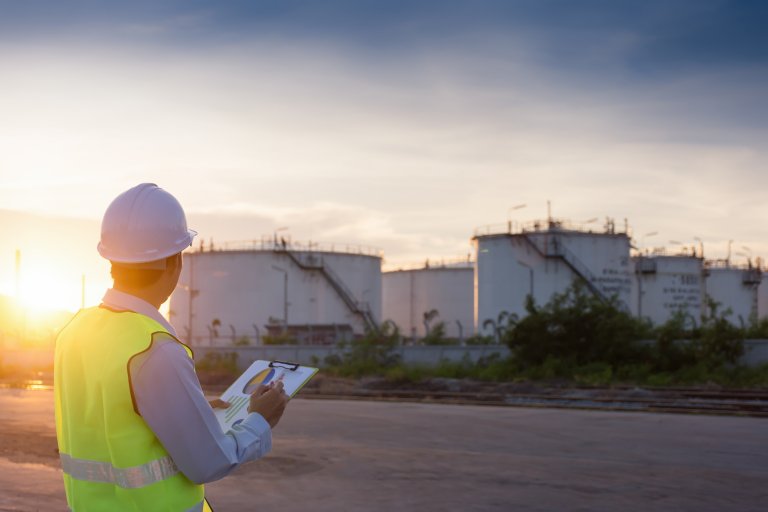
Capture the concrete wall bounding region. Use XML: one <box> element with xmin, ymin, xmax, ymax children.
<box><xmin>383</xmin><ymin>267</ymin><xmax>473</xmax><ymax>339</ymax></box>
<box><xmin>742</xmin><ymin>340</ymin><xmax>768</xmax><ymax>367</ymax></box>
<box><xmin>3</xmin><ymin>342</ymin><xmax>767</xmax><ymax>371</ymax></box>
<box><xmin>194</xmin><ymin>341</ymin><xmax>768</xmax><ymax>369</ymax></box>
<box><xmin>192</xmin><ymin>344</ymin><xmax>511</xmax><ymax>371</ymax></box>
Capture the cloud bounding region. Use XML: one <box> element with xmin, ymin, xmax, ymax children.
<box><xmin>0</xmin><ymin>1</ymin><xmax>766</xmax><ymax>267</ymax></box>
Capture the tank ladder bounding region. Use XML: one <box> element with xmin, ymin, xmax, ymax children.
<box><xmin>276</xmin><ymin>248</ymin><xmax>378</xmax><ymax>333</ymax></box>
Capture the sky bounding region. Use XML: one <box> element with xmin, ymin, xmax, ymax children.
<box><xmin>0</xmin><ymin>0</ymin><xmax>767</xmax><ymax>312</ymax></box>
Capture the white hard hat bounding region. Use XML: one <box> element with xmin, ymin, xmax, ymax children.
<box><xmin>97</xmin><ymin>183</ymin><xmax>197</xmax><ymax>264</ymax></box>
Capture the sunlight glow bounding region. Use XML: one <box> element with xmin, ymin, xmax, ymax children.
<box><xmin>16</xmin><ymin>265</ymin><xmax>81</xmax><ymax>313</ymax></box>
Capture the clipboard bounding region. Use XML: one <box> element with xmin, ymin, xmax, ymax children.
<box><xmin>214</xmin><ymin>360</ymin><xmax>318</xmax><ymax>433</ymax></box>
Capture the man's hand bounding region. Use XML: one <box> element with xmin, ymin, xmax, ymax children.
<box><xmin>248</xmin><ymin>381</ymin><xmax>289</xmax><ymax>429</ymax></box>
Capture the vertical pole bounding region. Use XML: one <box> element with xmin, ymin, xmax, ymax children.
<box><xmin>529</xmin><ymin>267</ymin><xmax>534</xmax><ymax>299</ymax></box>
<box><xmin>188</xmin><ymin>254</ymin><xmax>195</xmax><ymax>345</ymax></box>
<box><xmin>637</xmin><ymin>262</ymin><xmax>643</xmax><ymax>319</ymax></box>
<box><xmin>409</xmin><ymin>271</ymin><xmax>416</xmax><ymax>343</ymax></box>
<box><xmin>283</xmin><ymin>271</ymin><xmax>288</xmax><ymax>334</ymax></box>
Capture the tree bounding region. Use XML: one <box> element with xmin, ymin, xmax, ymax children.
<box><xmin>506</xmin><ymin>281</ymin><xmax>648</xmax><ymax>367</ymax></box>
<box><xmin>423</xmin><ymin>309</ymin><xmax>439</xmax><ymax>335</ymax></box>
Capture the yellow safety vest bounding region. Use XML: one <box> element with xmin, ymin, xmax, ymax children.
<box><xmin>55</xmin><ymin>306</ymin><xmax>211</xmax><ymax>511</ymax></box>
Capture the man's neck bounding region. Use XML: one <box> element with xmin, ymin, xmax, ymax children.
<box><xmin>112</xmin><ymin>284</ymin><xmax>164</xmax><ymax>310</ymax></box>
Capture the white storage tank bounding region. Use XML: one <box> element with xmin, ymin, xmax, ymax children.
<box><xmin>759</xmin><ymin>271</ymin><xmax>768</xmax><ymax>320</ymax></box>
<box><xmin>169</xmin><ymin>239</ymin><xmax>382</xmax><ymax>346</ymax></box>
<box><xmin>630</xmin><ymin>253</ymin><xmax>705</xmax><ymax>326</ymax></box>
<box><xmin>383</xmin><ymin>260</ymin><xmax>474</xmax><ymax>341</ymax></box>
<box><xmin>474</xmin><ymin>218</ymin><xmax>632</xmax><ymax>336</ymax></box>
<box><xmin>704</xmin><ymin>261</ymin><xmax>762</xmax><ymax>326</ymax></box>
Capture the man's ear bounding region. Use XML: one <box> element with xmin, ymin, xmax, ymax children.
<box><xmin>168</xmin><ymin>253</ymin><xmax>182</xmax><ymax>271</ymax></box>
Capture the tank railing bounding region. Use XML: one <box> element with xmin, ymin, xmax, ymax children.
<box><xmin>705</xmin><ymin>259</ymin><xmax>765</xmax><ymax>272</ymax></box>
<box><xmin>385</xmin><ymin>256</ymin><xmax>475</xmax><ymax>272</ymax></box>
<box><xmin>742</xmin><ymin>269</ymin><xmax>763</xmax><ymax>285</ymax></box>
<box><xmin>205</xmin><ymin>238</ymin><xmax>383</xmax><ymax>258</ymax></box>
<box><xmin>631</xmin><ymin>247</ymin><xmax>703</xmax><ymax>259</ymax></box>
<box><xmin>634</xmin><ymin>257</ymin><xmax>658</xmax><ymax>274</ymax></box>
<box><xmin>474</xmin><ymin>217</ymin><xmax>628</xmax><ymax>238</ymax></box>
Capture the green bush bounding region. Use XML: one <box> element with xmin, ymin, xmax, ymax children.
<box><xmin>506</xmin><ymin>281</ymin><xmax>650</xmax><ymax>368</ymax></box>
<box><xmin>319</xmin><ymin>283</ymin><xmax>765</xmax><ymax>388</ymax></box>
<box><xmin>232</xmin><ymin>336</ymin><xmax>251</xmax><ymax>347</ymax></box>
<box><xmin>323</xmin><ymin>320</ymin><xmax>402</xmax><ymax>378</ymax></box>
<box><xmin>421</xmin><ymin>321</ymin><xmax>459</xmax><ymax>345</ymax></box>
<box><xmin>573</xmin><ymin>362</ymin><xmax>614</xmax><ymax>386</ymax></box>
<box><xmin>464</xmin><ymin>334</ymin><xmax>495</xmax><ymax>345</ymax></box>
<box><xmin>745</xmin><ymin>317</ymin><xmax>768</xmax><ymax>338</ymax></box>
<box><xmin>262</xmin><ymin>333</ymin><xmax>299</xmax><ymax>345</ymax></box>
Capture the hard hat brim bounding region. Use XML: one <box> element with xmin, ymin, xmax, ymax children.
<box><xmin>98</xmin><ymin>229</ymin><xmax>197</xmax><ymax>264</ymax></box>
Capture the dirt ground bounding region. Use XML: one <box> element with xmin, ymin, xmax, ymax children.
<box><xmin>0</xmin><ymin>388</ymin><xmax>766</xmax><ymax>512</ymax></box>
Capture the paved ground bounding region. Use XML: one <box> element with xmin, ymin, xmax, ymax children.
<box><xmin>0</xmin><ymin>389</ymin><xmax>766</xmax><ymax>511</ymax></box>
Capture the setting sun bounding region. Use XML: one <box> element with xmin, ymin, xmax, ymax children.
<box><xmin>0</xmin><ymin>248</ymin><xmax>111</xmax><ymax>316</ymax></box>
<box><xmin>16</xmin><ymin>266</ymin><xmax>81</xmax><ymax>313</ymax></box>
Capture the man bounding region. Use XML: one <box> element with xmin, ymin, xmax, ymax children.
<box><xmin>54</xmin><ymin>183</ymin><xmax>289</xmax><ymax>511</ymax></box>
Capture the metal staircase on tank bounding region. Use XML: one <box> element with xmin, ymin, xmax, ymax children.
<box><xmin>275</xmin><ymin>248</ymin><xmax>378</xmax><ymax>333</ymax></box>
<box><xmin>521</xmin><ymin>232</ymin><xmax>630</xmax><ymax>312</ymax></box>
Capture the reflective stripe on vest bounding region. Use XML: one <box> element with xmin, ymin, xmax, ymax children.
<box><xmin>67</xmin><ymin>498</ymin><xmax>205</xmax><ymax>512</ymax></box>
<box><xmin>59</xmin><ymin>453</ymin><xmax>179</xmax><ymax>489</ymax></box>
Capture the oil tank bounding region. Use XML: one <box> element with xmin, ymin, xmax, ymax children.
<box><xmin>704</xmin><ymin>261</ymin><xmax>762</xmax><ymax>326</ymax></box>
<box><xmin>382</xmin><ymin>260</ymin><xmax>473</xmax><ymax>341</ymax></box>
<box><xmin>169</xmin><ymin>240</ymin><xmax>381</xmax><ymax>346</ymax></box>
<box><xmin>759</xmin><ymin>272</ymin><xmax>768</xmax><ymax>320</ymax></box>
<box><xmin>630</xmin><ymin>253</ymin><xmax>704</xmax><ymax>326</ymax></box>
<box><xmin>474</xmin><ymin>218</ymin><xmax>631</xmax><ymax>336</ymax></box>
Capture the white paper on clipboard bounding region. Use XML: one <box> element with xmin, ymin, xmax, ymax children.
<box><xmin>214</xmin><ymin>360</ymin><xmax>318</xmax><ymax>433</ymax></box>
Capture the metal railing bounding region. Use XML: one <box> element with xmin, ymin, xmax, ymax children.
<box><xmin>631</xmin><ymin>247</ymin><xmax>703</xmax><ymax>259</ymax></box>
<box><xmin>474</xmin><ymin>217</ymin><xmax>628</xmax><ymax>238</ymax></box>
<box><xmin>197</xmin><ymin>237</ymin><xmax>383</xmax><ymax>258</ymax></box>
<box><xmin>384</xmin><ymin>256</ymin><xmax>475</xmax><ymax>272</ymax></box>
<box><xmin>705</xmin><ymin>259</ymin><xmax>765</xmax><ymax>271</ymax></box>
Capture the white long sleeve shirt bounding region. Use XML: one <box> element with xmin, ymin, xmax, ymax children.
<box><xmin>102</xmin><ymin>288</ymin><xmax>272</xmax><ymax>484</ymax></box>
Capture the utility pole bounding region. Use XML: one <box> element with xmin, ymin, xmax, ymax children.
<box><xmin>547</xmin><ymin>200</ymin><xmax>552</xmax><ymax>225</ymax></box>
<box><xmin>272</xmin><ymin>265</ymin><xmax>288</xmax><ymax>334</ymax></box>
<box><xmin>517</xmin><ymin>260</ymin><xmax>534</xmax><ymax>301</ymax></box>
<box><xmin>187</xmin><ymin>255</ymin><xmax>198</xmax><ymax>345</ymax></box>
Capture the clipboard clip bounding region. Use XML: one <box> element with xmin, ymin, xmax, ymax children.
<box><xmin>269</xmin><ymin>360</ymin><xmax>300</xmax><ymax>371</ymax></box>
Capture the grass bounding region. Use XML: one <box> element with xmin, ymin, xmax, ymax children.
<box><xmin>321</xmin><ymin>355</ymin><xmax>768</xmax><ymax>390</ymax></box>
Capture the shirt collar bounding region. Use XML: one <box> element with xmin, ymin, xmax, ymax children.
<box><xmin>101</xmin><ymin>288</ymin><xmax>178</xmax><ymax>337</ymax></box>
